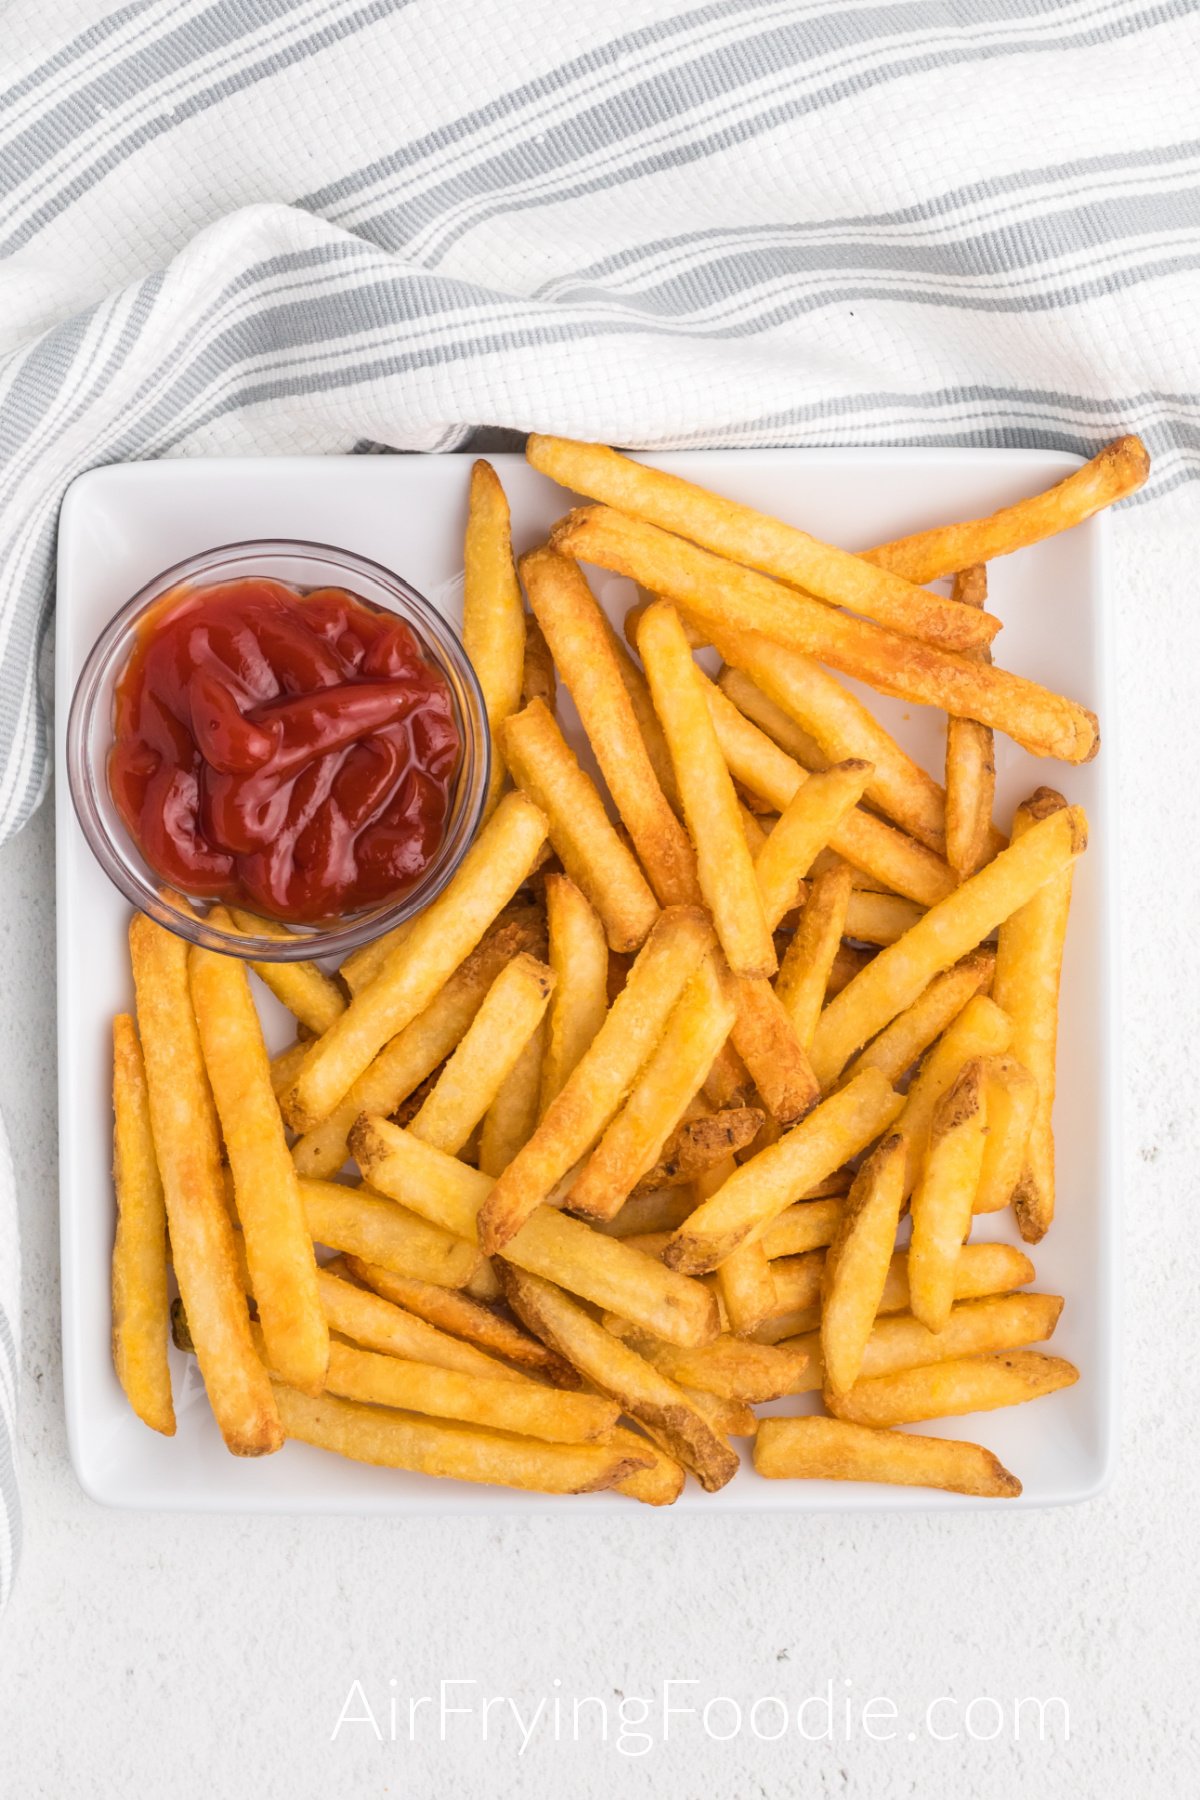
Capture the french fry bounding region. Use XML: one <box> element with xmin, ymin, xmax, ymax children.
<box><xmin>316</xmin><ymin>1264</ymin><xmax>526</xmax><ymax>1383</ymax></box>
<box><xmin>715</xmin><ymin>1239</ymin><xmax>778</xmax><ymax>1337</ymax></box>
<box><xmin>342</xmin><ymin>1259</ymin><xmax>577</xmax><ymax>1383</ymax></box>
<box><xmin>702</xmin><ymin>1039</ymin><xmax>753</xmax><ymax>1109</ymax></box>
<box><xmin>528</xmin><ymin>436</ymin><xmax>997</xmax><ymax>649</ymax></box>
<box><xmin>664</xmin><ymin>1069</ymin><xmax>903</xmax><ymax>1273</ymax></box>
<box><xmin>789</xmin><ymin>1292</ymin><xmax>1065</xmax><ymax>1391</ymax></box>
<box><xmin>521</xmin><ymin>613</ymin><xmax>557</xmax><ymax>711</ymax></box>
<box><xmin>111</xmin><ymin>1015</ymin><xmax>174</xmax><ymax>1435</ymax></box>
<box><xmin>840</xmin><ymin>953</ymin><xmax>994</xmax><ymax>1087</ymax></box>
<box><xmin>129</xmin><ymin>915</ymin><xmax>281</xmax><ymax>1456</ymax></box>
<box><xmin>828</xmin><ymin>945</ymin><xmax>873</xmax><ymax>996</ymax></box>
<box><xmin>270</xmin><ymin>1038</ymin><xmax>311</xmax><ymax>1099</ymax></box>
<box><xmin>464</xmin><ymin>459</ymin><xmax>527</xmax><ymax>816</ymax></box>
<box><xmin>521</xmin><ymin>546</ymin><xmax>699</xmax><ymax>906</ymax></box>
<box><xmin>863</xmin><ymin>435</ymin><xmax>1150</xmax><ymax>583</ymax></box>
<box><xmin>753</xmin><ymin>760</ymin><xmax>872</xmax><ymax>928</ymax></box>
<box><xmin>637</xmin><ymin>601</ymin><xmax>776</xmax><ymax>978</ymax></box>
<box><xmin>942</xmin><ymin>566</ymin><xmax>996</xmax><ymax>878</ymax></box>
<box><xmin>292</xmin><ymin>908</ymin><xmax>543</xmax><ymax>1179</ymax></box>
<box><xmin>729</xmin><ymin>975</ymin><xmax>821</xmax><ymax>1124</ymax></box>
<box><xmin>700</xmin><ymin>671</ymin><xmax>956</xmax><ymax>906</ymax></box>
<box><xmin>608</xmin><ymin>1426</ymin><xmax>686</xmax><ymax>1505</ymax></box>
<box><xmin>993</xmin><ymin>789</ymin><xmax>1076</xmax><ymax>1241</ymax></box>
<box><xmin>908</xmin><ymin>1063</ymin><xmax>988</xmax><ymax>1332</ymax></box>
<box><xmin>974</xmin><ymin>1056</ymin><xmax>1039</xmax><ymax>1215</ymax></box>
<box><xmin>301</xmin><ymin>1179</ymin><xmax>480</xmax><ymax>1287</ymax></box>
<box><xmin>745</xmin><ymin>1248</ymin><xmax>823</xmax><ymax>1342</ymax></box>
<box><xmin>273</xmin><ymin>1384</ymin><xmax>646</xmax><ymax>1494</ymax></box>
<box><xmin>821</xmin><ymin>1132</ymin><xmax>907</xmax><ymax>1396</ymax></box>
<box><xmin>603</xmin><ymin>1315</ymin><xmax>809</xmax><ymax>1402</ymax></box>
<box><xmin>553</xmin><ymin>507</ymin><xmax>1099</xmax><ymax>764</ymax></box>
<box><xmin>598</xmin><ymin>1186</ymin><xmax>699</xmax><ymax>1239</ymax></box>
<box><xmin>751</xmin><ymin>1240</ymin><xmax>1035</xmax><ymax>1345</ymax></box>
<box><xmin>500</xmin><ymin>701</ymin><xmax>659</xmax><ymax>952</ymax></box>
<box><xmin>717</xmin><ymin>665</ymin><xmax>828</xmax><ymax>773</ymax></box>
<box><xmin>568</xmin><ymin>952</ymin><xmax>738</xmax><ymax>1220</ymax></box>
<box><xmin>828</xmin><ymin>1349</ymin><xmax>1079</xmax><ymax>1427</ymax></box>
<box><xmin>283</xmin><ymin>791</ymin><xmax>548</xmax><ymax>1131</ymax></box>
<box><xmin>407</xmin><ymin>952</ymin><xmax>554</xmax><ymax>1154</ymax></box>
<box><xmin>776</xmin><ymin>860</ymin><xmax>853</xmax><ymax>1048</ymax></box>
<box><xmin>754</xmin><ymin>1416</ymin><xmax>1021</xmax><ymax>1498</ymax></box>
<box><xmin>761</xmin><ymin>1198</ymin><xmax>845</xmax><ymax>1258</ymax></box>
<box><xmin>500</xmin><ymin>1267</ymin><xmax>738</xmax><ymax>1491</ymax></box>
<box><xmin>810</xmin><ymin>806</ymin><xmax>1087</xmax><ymax>1088</ymax></box>
<box><xmin>894</xmin><ymin>994</ymin><xmax>1013</xmax><ymax>1194</ymax></box>
<box><xmin>338</xmin><ymin>919</ymin><xmax>414</xmax><ymax>997</ymax></box>
<box><xmin>217</xmin><ymin>907</ymin><xmax>346</xmax><ymax>1035</ymax></box>
<box><xmin>350</xmin><ymin>1117</ymin><xmax>720</xmax><ymax>1346</ymax></box>
<box><xmin>479</xmin><ymin>1020</ymin><xmax>546</xmax><ymax>1177</ymax></box>
<box><xmin>843</xmin><ymin>891</ymin><xmax>925</xmax><ymax>946</ymax></box>
<box><xmin>602</xmin><ymin>606</ymin><xmax>681</xmax><ymax>808</ymax></box>
<box><xmin>682</xmin><ymin>1388</ymin><xmax>758</xmax><ymax>1439</ymax></box>
<box><xmin>632</xmin><ymin>1107</ymin><xmax>763</xmax><ymax>1194</ymax></box>
<box><xmin>476</xmin><ymin>907</ymin><xmax>715</xmax><ymax>1252</ymax></box>
<box><xmin>190</xmin><ymin>946</ymin><xmax>329</xmax><ymax>1396</ymax></box>
<box><xmin>739</xmin><ymin>804</ymin><xmax>770</xmax><ymax>857</ymax></box>
<box><xmin>540</xmin><ymin>875</ymin><xmax>610</xmax><ymax>1112</ymax></box>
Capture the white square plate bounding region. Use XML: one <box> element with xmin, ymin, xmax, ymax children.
<box><xmin>55</xmin><ymin>448</ymin><xmax>1117</xmax><ymax>1512</ymax></box>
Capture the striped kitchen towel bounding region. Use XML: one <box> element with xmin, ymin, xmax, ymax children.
<box><xmin>0</xmin><ymin>0</ymin><xmax>1197</xmax><ymax>1596</ymax></box>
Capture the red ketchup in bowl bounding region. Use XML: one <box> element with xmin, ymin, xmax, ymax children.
<box><xmin>108</xmin><ymin>577</ymin><xmax>461</xmax><ymax>923</ymax></box>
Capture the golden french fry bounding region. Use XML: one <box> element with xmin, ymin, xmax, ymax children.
<box><xmin>754</xmin><ymin>1416</ymin><xmax>1020</xmax><ymax>1497</ymax></box>
<box><xmin>302</xmin><ymin>1180</ymin><xmax>480</xmax><ymax>1287</ymax></box>
<box><xmin>350</xmin><ymin>1117</ymin><xmax>720</xmax><ymax>1346</ymax></box>
<box><xmin>730</xmin><ymin>975</ymin><xmax>821</xmax><ymax>1124</ymax></box>
<box><xmin>821</xmin><ymin>1131</ymin><xmax>907</xmax><ymax>1396</ymax></box>
<box><xmin>790</xmin><ymin>1291</ymin><xmax>1065</xmax><ymax>1391</ymax></box>
<box><xmin>342</xmin><ymin>1259</ymin><xmax>577</xmax><ymax>1383</ymax></box>
<box><xmin>739</xmin><ymin>804</ymin><xmax>770</xmax><ymax>857</ymax></box>
<box><xmin>776</xmin><ymin>860</ymin><xmax>854</xmax><ymax>1048</ymax></box>
<box><xmin>754</xmin><ymin>760</ymin><xmax>872</xmax><ymax>928</ymax></box>
<box><xmin>476</xmin><ymin>906</ymin><xmax>715</xmax><ymax>1252</ymax></box>
<box><xmin>521</xmin><ymin>546</ymin><xmax>699</xmax><ymax>906</ymax></box>
<box><xmin>407</xmin><ymin>952</ymin><xmax>553</xmax><ymax>1154</ymax></box>
<box><xmin>717</xmin><ymin>665</ymin><xmax>828</xmax><ymax>773</ymax></box>
<box><xmin>528</xmin><ymin>435</ymin><xmax>998</xmax><ymax>649</ymax></box>
<box><xmin>908</xmin><ymin>1062</ymin><xmax>988</xmax><ymax>1332</ymax></box>
<box><xmin>682</xmin><ymin>1387</ymin><xmax>758</xmax><ymax>1439</ymax></box>
<box><xmin>828</xmin><ymin>1349</ymin><xmax>1079</xmax><ymax>1427</ymax></box>
<box><xmin>715</xmin><ymin>1238</ymin><xmax>778</xmax><ymax>1336</ymax></box>
<box><xmin>603</xmin><ymin>1314</ymin><xmax>809</xmax><ymax>1402</ymax></box>
<box><xmin>500</xmin><ymin>700</ymin><xmax>659</xmax><ymax>952</ymax></box>
<box><xmin>609</xmin><ymin>1426</ymin><xmax>687</xmax><ymax>1505</ymax></box>
<box><xmin>843</xmin><ymin>890</ymin><xmax>926</xmax><ymax>945</ymax></box>
<box><xmin>700</xmin><ymin>670</ymin><xmax>956</xmax><ymax>906</ymax></box>
<box><xmin>632</xmin><ymin>1107</ymin><xmax>763</xmax><ymax>1195</ymax></box>
<box><xmin>811</xmin><ymin>806</ymin><xmax>1087</xmax><ymax>1088</ymax></box>
<box><xmin>840</xmin><ymin>953</ymin><xmax>994</xmax><ymax>1087</ymax></box>
<box><xmin>993</xmin><ymin>789</ymin><xmax>1076</xmax><ymax>1241</ymax></box>
<box><xmin>273</xmin><ymin>1384</ymin><xmax>645</xmax><ymax>1493</ymax></box>
<box><xmin>828</xmin><ymin>945</ymin><xmax>872</xmax><ymax>996</ymax></box>
<box><xmin>863</xmin><ymin>435</ymin><xmax>1150</xmax><ymax>583</ymax></box>
<box><xmin>943</xmin><ymin>566</ymin><xmax>997</xmax><ymax>878</ymax></box>
<box><xmin>541</xmin><ymin>875</ymin><xmax>610</xmax><ymax>1112</ymax></box>
<box><xmin>464</xmin><ymin>459</ymin><xmax>527</xmax><ymax>816</ymax></box>
<box><xmin>479</xmin><ymin>1019</ymin><xmax>546</xmax><ymax>1178</ymax></box>
<box><xmin>598</xmin><ymin>1186</ymin><xmax>699</xmax><ymax>1238</ymax></box>
<box><xmin>702</xmin><ymin>1039</ymin><xmax>753</xmax><ymax>1109</ymax></box>
<box><xmin>338</xmin><ymin>920</ymin><xmax>414</xmax><ymax>996</ymax></box>
<box><xmin>209</xmin><ymin>907</ymin><xmax>348</xmax><ymax>1036</ymax></box>
<box><xmin>190</xmin><ymin>946</ymin><xmax>329</xmax><ymax>1396</ymax></box>
<box><xmin>283</xmin><ymin>791</ymin><xmax>548</xmax><ymax>1131</ymax></box>
<box><xmin>568</xmin><ymin>952</ymin><xmax>738</xmax><ymax>1220</ymax></box>
<box><xmin>292</xmin><ymin>908</ymin><xmax>543</xmax><ymax>1179</ymax></box>
<box><xmin>664</xmin><ymin>1069</ymin><xmax>903</xmax><ymax>1273</ymax></box>
<box><xmin>974</xmin><ymin>1056</ymin><xmax>1039</xmax><ymax>1215</ymax></box>
<box><xmin>316</xmin><ymin>1264</ymin><xmax>526</xmax><ymax>1382</ymax></box>
<box><xmin>521</xmin><ymin>613</ymin><xmax>557</xmax><ymax>711</ymax></box>
<box><xmin>111</xmin><ymin>1015</ymin><xmax>174</xmax><ymax>1435</ymax></box>
<box><xmin>500</xmin><ymin>1266</ymin><xmax>738</xmax><ymax>1491</ymax></box>
<box><xmin>761</xmin><ymin>1198</ymin><xmax>845</xmax><ymax>1258</ymax></box>
<box><xmin>894</xmin><ymin>994</ymin><xmax>1013</xmax><ymax>1194</ymax></box>
<box><xmin>637</xmin><ymin>601</ymin><xmax>776</xmax><ymax>979</ymax></box>
<box><xmin>270</xmin><ymin>1038</ymin><xmax>311</xmax><ymax>1099</ymax></box>
<box><xmin>130</xmin><ymin>915</ymin><xmax>281</xmax><ymax>1456</ymax></box>
<box><xmin>603</xmin><ymin>605</ymin><xmax>682</xmax><ymax>808</ymax></box>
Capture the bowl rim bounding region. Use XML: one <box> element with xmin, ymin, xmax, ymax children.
<box><xmin>65</xmin><ymin>535</ymin><xmax>491</xmax><ymax>963</ymax></box>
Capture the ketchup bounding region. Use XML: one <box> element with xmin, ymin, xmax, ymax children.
<box><xmin>109</xmin><ymin>577</ymin><xmax>461</xmax><ymax>923</ymax></box>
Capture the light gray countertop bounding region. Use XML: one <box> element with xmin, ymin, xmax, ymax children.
<box><xmin>2</xmin><ymin>488</ymin><xmax>1198</xmax><ymax>1797</ymax></box>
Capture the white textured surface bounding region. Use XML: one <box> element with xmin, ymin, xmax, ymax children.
<box><xmin>2</xmin><ymin>490</ymin><xmax>1199</xmax><ymax>1795</ymax></box>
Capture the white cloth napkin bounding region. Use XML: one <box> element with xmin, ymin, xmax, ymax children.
<box><xmin>1</xmin><ymin>0</ymin><xmax>1197</xmax><ymax>1599</ymax></box>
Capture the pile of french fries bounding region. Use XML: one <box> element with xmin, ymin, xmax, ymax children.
<box><xmin>111</xmin><ymin>433</ymin><xmax>1147</xmax><ymax>1502</ymax></box>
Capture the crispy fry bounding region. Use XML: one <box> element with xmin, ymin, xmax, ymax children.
<box><xmin>540</xmin><ymin>875</ymin><xmax>610</xmax><ymax>1112</ymax></box>
<box><xmin>500</xmin><ymin>1267</ymin><xmax>738</xmax><ymax>1491</ymax></box>
<box><xmin>717</xmin><ymin>665</ymin><xmax>828</xmax><ymax>772</ymax></box>
<box><xmin>338</xmin><ymin>920</ymin><xmax>414</xmax><ymax>997</ymax></box>
<box><xmin>754</xmin><ymin>1416</ymin><xmax>1020</xmax><ymax>1497</ymax></box>
<box><xmin>975</xmin><ymin>1055</ymin><xmax>1039</xmax><ymax>1215</ymax></box>
<box><xmin>863</xmin><ymin>435</ymin><xmax>1150</xmax><ymax>583</ymax></box>
<box><xmin>664</xmin><ymin>1069</ymin><xmax>903</xmax><ymax>1273</ymax></box>
<box><xmin>479</xmin><ymin>1019</ymin><xmax>546</xmax><ymax>1178</ymax></box>
<box><xmin>682</xmin><ymin>1387</ymin><xmax>758</xmax><ymax>1438</ymax></box>
<box><xmin>500</xmin><ymin>701</ymin><xmax>659</xmax><ymax>952</ymax></box>
<box><xmin>274</xmin><ymin>1384</ymin><xmax>645</xmax><ymax>1493</ymax></box>
<box><xmin>943</xmin><ymin>567</ymin><xmax>997</xmax><ymax>878</ymax></box>
<box><xmin>633</xmin><ymin>1107</ymin><xmax>764</xmax><ymax>1193</ymax></box>
<box><xmin>609</xmin><ymin>1426</ymin><xmax>687</xmax><ymax>1505</ymax></box>
<box><xmin>407</xmin><ymin>952</ymin><xmax>554</xmax><ymax>1154</ymax></box>
<box><xmin>342</xmin><ymin>1260</ymin><xmax>577</xmax><ymax>1382</ymax></box>
<box><xmin>828</xmin><ymin>1349</ymin><xmax>1079</xmax><ymax>1427</ymax></box>
<box><xmin>216</xmin><ymin>907</ymin><xmax>346</xmax><ymax>1035</ymax></box>
<box><xmin>598</xmin><ymin>1186</ymin><xmax>698</xmax><ymax>1238</ymax></box>
<box><xmin>521</xmin><ymin>546</ymin><xmax>699</xmax><ymax>906</ymax></box>
<box><xmin>316</xmin><ymin>1264</ymin><xmax>526</xmax><ymax>1382</ymax></box>
<box><xmin>292</xmin><ymin>909</ymin><xmax>543</xmax><ymax>1179</ymax></box>
<box><xmin>476</xmin><ymin>907</ymin><xmax>715</xmax><ymax>1252</ymax></box>
<box><xmin>828</xmin><ymin>945</ymin><xmax>873</xmax><ymax>997</ymax></box>
<box><xmin>521</xmin><ymin>612</ymin><xmax>557</xmax><ymax>710</ymax></box>
<box><xmin>993</xmin><ymin>789</ymin><xmax>1076</xmax><ymax>1241</ymax></box>
<box><xmin>638</xmin><ymin>601</ymin><xmax>776</xmax><ymax>978</ymax></box>
<box><xmin>761</xmin><ymin>1198</ymin><xmax>845</xmax><ymax>1258</ymax></box>
<box><xmin>730</xmin><ymin>975</ymin><xmax>821</xmax><ymax>1124</ymax></box>
<box><xmin>751</xmin><ymin>1240</ymin><xmax>1035</xmax><ymax>1345</ymax></box>
<box><xmin>843</xmin><ymin>890</ymin><xmax>925</xmax><ymax>945</ymax></box>
<box><xmin>821</xmin><ymin>1132</ymin><xmax>907</xmax><ymax>1396</ymax></box>
<box><xmin>302</xmin><ymin>1180</ymin><xmax>480</xmax><ymax>1287</ymax></box>
<box><xmin>603</xmin><ymin>1315</ymin><xmax>809</xmax><ymax>1402</ymax></box>
<box><xmin>283</xmin><ymin>791</ymin><xmax>548</xmax><ymax>1131</ymax></box>
<box><xmin>529</xmin><ymin>436</ymin><xmax>997</xmax><ymax>649</ymax></box>
<box><xmin>748</xmin><ymin>1248</ymin><xmax>824</xmax><ymax>1342</ymax></box>
<box><xmin>810</xmin><ymin>806</ymin><xmax>1087</xmax><ymax>1088</ymax></box>
<box><xmin>715</xmin><ymin>1239</ymin><xmax>778</xmax><ymax>1337</ymax></box>
<box><xmin>840</xmin><ymin>953</ymin><xmax>994</xmax><ymax>1087</ymax></box>
<box><xmin>790</xmin><ymin>1292</ymin><xmax>1065</xmax><ymax>1390</ymax></box>
<box><xmin>270</xmin><ymin>1038</ymin><xmax>311</xmax><ymax>1099</ymax></box>
<box><xmin>603</xmin><ymin>606</ymin><xmax>682</xmax><ymax>808</ymax></box>
<box><xmin>464</xmin><ymin>459</ymin><xmax>527</xmax><ymax>816</ymax></box>
<box><xmin>908</xmin><ymin>1062</ymin><xmax>988</xmax><ymax>1332</ymax></box>
<box><xmin>894</xmin><ymin>994</ymin><xmax>1014</xmax><ymax>1194</ymax></box>
<box><xmin>130</xmin><ymin>915</ymin><xmax>280</xmax><ymax>1455</ymax></box>
<box><xmin>754</xmin><ymin>760</ymin><xmax>872</xmax><ymax>928</ymax></box>
<box><xmin>776</xmin><ymin>860</ymin><xmax>854</xmax><ymax>1048</ymax></box>
<box><xmin>111</xmin><ymin>1015</ymin><xmax>174</xmax><ymax>1435</ymax></box>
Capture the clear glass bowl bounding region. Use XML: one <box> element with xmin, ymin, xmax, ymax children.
<box><xmin>66</xmin><ymin>539</ymin><xmax>490</xmax><ymax>963</ymax></box>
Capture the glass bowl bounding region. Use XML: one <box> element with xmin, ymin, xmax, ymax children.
<box><xmin>66</xmin><ymin>538</ymin><xmax>490</xmax><ymax>963</ymax></box>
